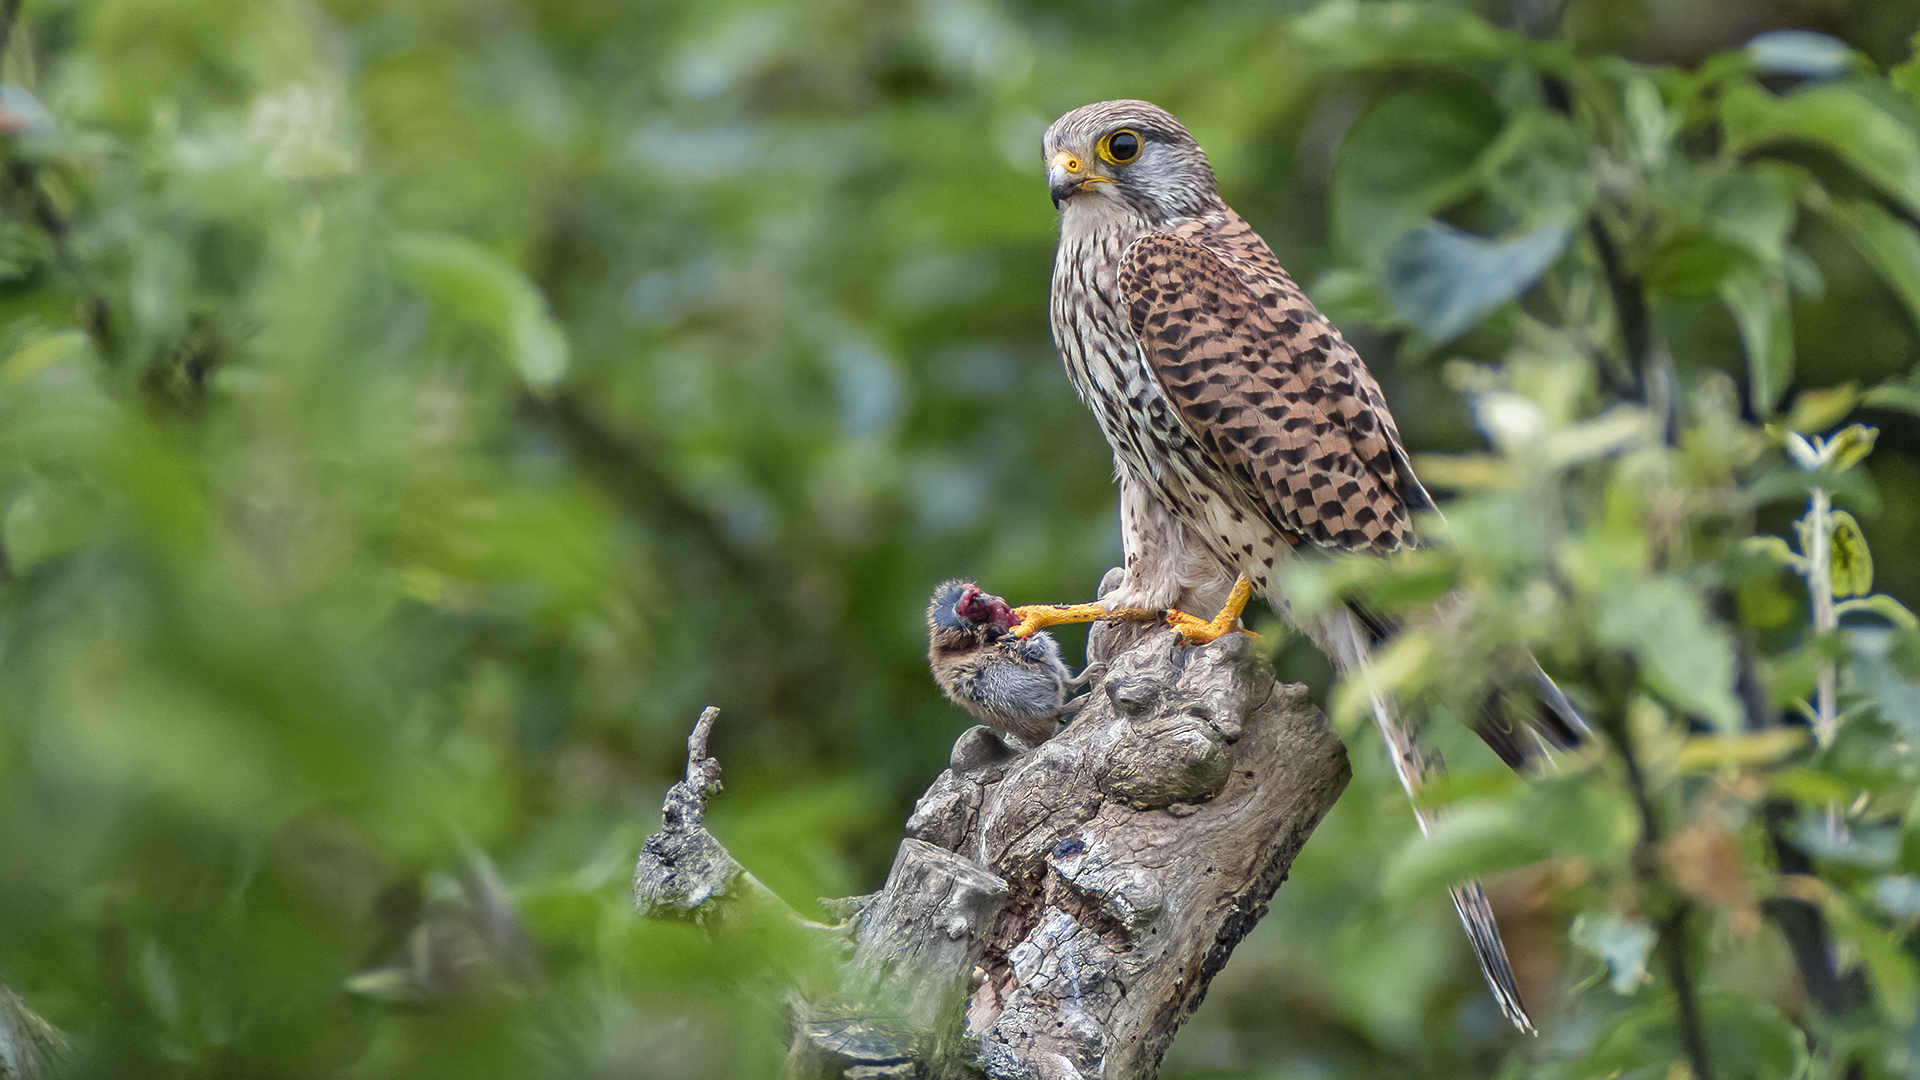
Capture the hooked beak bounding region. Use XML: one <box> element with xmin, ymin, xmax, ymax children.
<box><xmin>1048</xmin><ymin>150</ymin><xmax>1111</xmax><ymax>208</ymax></box>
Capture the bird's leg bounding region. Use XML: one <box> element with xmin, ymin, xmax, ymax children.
<box><xmin>1164</xmin><ymin>575</ymin><xmax>1258</xmax><ymax>646</ymax></box>
<box><xmin>1008</xmin><ymin>602</ymin><xmax>1161</xmax><ymax>639</ymax></box>
<box><xmin>1009</xmin><ymin>578</ymin><xmax>1259</xmax><ymax>647</ymax></box>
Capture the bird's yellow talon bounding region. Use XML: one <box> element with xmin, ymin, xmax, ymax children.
<box><xmin>1010</xmin><ymin>581</ymin><xmax>1257</xmax><ymax>644</ymax></box>
<box><xmin>1007</xmin><ymin>601</ymin><xmax>1108</xmax><ymax>638</ymax></box>
<box><xmin>1167</xmin><ymin>576</ymin><xmax>1256</xmax><ymax>645</ymax></box>
<box><xmin>1008</xmin><ymin>601</ymin><xmax>1168</xmax><ymax>637</ymax></box>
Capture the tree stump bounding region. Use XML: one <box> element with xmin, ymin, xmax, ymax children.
<box><xmin>636</xmin><ymin>611</ymin><xmax>1350</xmax><ymax>1080</ymax></box>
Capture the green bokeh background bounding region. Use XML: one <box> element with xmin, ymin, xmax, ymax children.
<box><xmin>2</xmin><ymin>0</ymin><xmax>1918</xmax><ymax>1076</ymax></box>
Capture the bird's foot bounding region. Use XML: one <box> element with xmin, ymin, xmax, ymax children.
<box><xmin>1009</xmin><ymin>601</ymin><xmax>1162</xmax><ymax>638</ymax></box>
<box><xmin>1165</xmin><ymin>576</ymin><xmax>1259</xmax><ymax>646</ymax></box>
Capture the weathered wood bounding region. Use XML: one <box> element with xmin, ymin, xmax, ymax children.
<box><xmin>632</xmin><ymin>706</ymin><xmax>841</xmax><ymax>992</ymax></box>
<box><xmin>635</xmin><ymin>599</ymin><xmax>1351</xmax><ymax>1080</ymax></box>
<box><xmin>0</xmin><ymin>985</ymin><xmax>70</xmax><ymax>1080</ymax></box>
<box><xmin>914</xmin><ymin>627</ymin><xmax>1348</xmax><ymax>1080</ymax></box>
<box><xmin>633</xmin><ymin>706</ymin><xmax>735</xmax><ymax>918</ymax></box>
<box><xmin>787</xmin><ymin>840</ymin><xmax>1008</xmax><ymax>1079</ymax></box>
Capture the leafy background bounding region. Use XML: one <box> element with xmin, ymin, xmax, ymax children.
<box><xmin>1</xmin><ymin>0</ymin><xmax>1919</xmax><ymax>1076</ymax></box>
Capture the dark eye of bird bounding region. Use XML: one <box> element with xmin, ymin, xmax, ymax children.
<box><xmin>1106</xmin><ymin>130</ymin><xmax>1140</xmax><ymax>163</ymax></box>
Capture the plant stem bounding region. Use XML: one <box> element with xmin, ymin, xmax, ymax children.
<box><xmin>0</xmin><ymin>0</ymin><xmax>21</xmax><ymax>59</ymax></box>
<box><xmin>1656</xmin><ymin>905</ymin><xmax>1714</xmax><ymax>1080</ymax></box>
<box><xmin>1601</xmin><ymin>666</ymin><xmax>1716</xmax><ymax>1080</ymax></box>
<box><xmin>1805</xmin><ymin>486</ymin><xmax>1844</xmax><ymax>842</ymax></box>
<box><xmin>1807</xmin><ymin>487</ymin><xmax>1837</xmax><ymax>744</ymax></box>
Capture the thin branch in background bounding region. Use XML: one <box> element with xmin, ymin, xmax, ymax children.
<box><xmin>1805</xmin><ymin>486</ymin><xmax>1839</xmax><ymax>744</ymax></box>
<box><xmin>1584</xmin><ymin>217</ymin><xmax>1678</xmax><ymax>443</ymax></box>
<box><xmin>1732</xmin><ymin>635</ymin><xmax>1860</xmax><ymax>1015</ymax></box>
<box><xmin>1654</xmin><ymin>904</ymin><xmax>1714</xmax><ymax>1080</ymax></box>
<box><xmin>523</xmin><ymin>393</ymin><xmax>763</xmax><ymax>583</ymax></box>
<box><xmin>1597</xmin><ymin>660</ymin><xmax>1717</xmax><ymax>1080</ymax></box>
<box><xmin>1527</xmin><ymin>1</ymin><xmax>1671</xmax><ymax>437</ymax></box>
<box><xmin>0</xmin><ymin>159</ymin><xmax>118</xmax><ymax>360</ymax></box>
<box><xmin>1784</xmin><ymin>428</ymin><xmax>1863</xmax><ymax>841</ymax></box>
<box><xmin>1760</xmin><ymin>799</ymin><xmax>1865</xmax><ymax>1017</ymax></box>
<box><xmin>0</xmin><ymin>0</ymin><xmax>22</xmax><ymax>59</ymax></box>
<box><xmin>1806</xmin><ymin>482</ymin><xmax>1847</xmax><ymax>845</ymax></box>
<box><xmin>0</xmin><ymin>2</ymin><xmax>118</xmax><ymax>361</ymax></box>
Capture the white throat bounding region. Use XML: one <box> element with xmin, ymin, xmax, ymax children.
<box><xmin>1056</xmin><ymin>191</ymin><xmax>1150</xmax><ymax>247</ymax></box>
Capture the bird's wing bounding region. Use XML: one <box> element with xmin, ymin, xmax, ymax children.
<box><xmin>1122</xmin><ymin>228</ymin><xmax>1543</xmax><ymax>1033</ymax></box>
<box><xmin>1117</xmin><ymin>229</ymin><xmax>1425</xmax><ymax>554</ymax></box>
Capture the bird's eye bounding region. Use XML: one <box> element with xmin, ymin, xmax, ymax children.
<box><xmin>1099</xmin><ymin>129</ymin><xmax>1141</xmax><ymax>165</ymax></box>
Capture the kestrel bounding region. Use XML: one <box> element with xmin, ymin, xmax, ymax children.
<box><xmin>1015</xmin><ymin>100</ymin><xmax>1587</xmax><ymax>1033</ymax></box>
<box><xmin>926</xmin><ymin>580</ymin><xmax>1094</xmax><ymax>747</ymax></box>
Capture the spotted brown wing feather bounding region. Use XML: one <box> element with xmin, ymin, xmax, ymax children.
<box><xmin>1117</xmin><ymin>228</ymin><xmax>1424</xmax><ymax>555</ymax></box>
<box><xmin>1121</xmin><ymin>227</ymin><xmax>1536</xmax><ymax>1031</ymax></box>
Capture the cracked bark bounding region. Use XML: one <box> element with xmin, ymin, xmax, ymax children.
<box><xmin>636</xmin><ymin>590</ymin><xmax>1349</xmax><ymax>1080</ymax></box>
<box><xmin>0</xmin><ymin>985</ymin><xmax>70</xmax><ymax>1080</ymax></box>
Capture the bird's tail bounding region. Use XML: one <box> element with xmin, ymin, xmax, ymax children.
<box><xmin>1345</xmin><ymin>592</ymin><xmax>1588</xmax><ymax>773</ymax></box>
<box><xmin>1473</xmin><ymin>660</ymin><xmax>1590</xmax><ymax>772</ymax></box>
<box><xmin>1321</xmin><ymin>605</ymin><xmax>1537</xmax><ymax>1034</ymax></box>
<box><xmin>1448</xmin><ymin>882</ymin><xmax>1534</xmax><ymax>1034</ymax></box>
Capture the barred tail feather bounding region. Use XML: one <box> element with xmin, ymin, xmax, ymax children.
<box><xmin>1450</xmin><ymin>882</ymin><xmax>1536</xmax><ymax>1034</ymax></box>
<box><xmin>1528</xmin><ymin>664</ymin><xmax>1589</xmax><ymax>752</ymax></box>
<box><xmin>1318</xmin><ymin>606</ymin><xmax>1537</xmax><ymax>1034</ymax></box>
<box><xmin>1345</xmin><ymin>595</ymin><xmax>1587</xmax><ymax>773</ymax></box>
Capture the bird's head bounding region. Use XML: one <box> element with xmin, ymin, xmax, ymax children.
<box><xmin>928</xmin><ymin>580</ymin><xmax>1018</xmax><ymax>639</ymax></box>
<box><xmin>1042</xmin><ymin>100</ymin><xmax>1220</xmax><ymax>224</ymax></box>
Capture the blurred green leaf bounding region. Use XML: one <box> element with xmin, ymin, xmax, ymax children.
<box><xmin>1893</xmin><ymin>31</ymin><xmax>1920</xmax><ymax>106</ymax></box>
<box><xmin>1768</xmin><ymin>766</ymin><xmax>1858</xmax><ymax>804</ymax></box>
<box><xmin>1852</xmin><ymin>628</ymin><xmax>1920</xmax><ymax>736</ymax></box>
<box><xmin>0</xmin><ymin>329</ymin><xmax>94</xmax><ymax>386</ymax></box>
<box><xmin>1674</xmin><ymin>728</ymin><xmax>1807</xmax><ymax>771</ymax></box>
<box><xmin>1783</xmin><ymin>383</ymin><xmax>1859</xmax><ymax>432</ymax></box>
<box><xmin>1723</xmin><ymin>80</ymin><xmax>1920</xmax><ymax>218</ymax></box>
<box><xmin>1865</xmin><ymin>373</ymin><xmax>1920</xmax><ymax>416</ymax></box>
<box><xmin>1719</xmin><ymin>267</ymin><xmax>1793</xmax><ymax>417</ymax></box>
<box><xmin>1595</xmin><ymin>576</ymin><xmax>1744</xmax><ymax>732</ymax></box>
<box><xmin>1645</xmin><ymin>232</ymin><xmax>1750</xmax><ymax>298</ymax></box>
<box><xmin>1837</xmin><ymin>595</ymin><xmax>1920</xmax><ymax>630</ymax></box>
<box><xmin>1289</xmin><ymin>0</ymin><xmax>1523</xmax><ymax>69</ymax></box>
<box><xmin>1380</xmin><ymin>802</ymin><xmax>1551</xmax><ymax>902</ymax></box>
<box><xmin>1383</xmin><ymin>777</ymin><xmax>1629</xmax><ymax>901</ymax></box>
<box><xmin>1382</xmin><ymin>220</ymin><xmax>1571</xmax><ymax>342</ymax></box>
<box><xmin>1803</xmin><ymin>875</ymin><xmax>1920</xmax><ymax>1024</ymax></box>
<box><xmin>389</xmin><ymin>232</ymin><xmax>570</xmax><ymax>393</ymax></box>
<box><xmin>1817</xmin><ymin>197</ymin><xmax>1920</xmax><ymax>333</ymax></box>
<box><xmin>1740</xmin><ymin>534</ymin><xmax>1805</xmax><ymax>570</ymax></box>
<box><xmin>1704</xmin><ymin>164</ymin><xmax>1804</xmax><ymax>264</ymax></box>
<box><xmin>1569</xmin><ymin>912</ymin><xmax>1654</xmax><ymax>994</ymax></box>
<box><xmin>1829</xmin><ymin>510</ymin><xmax>1873</xmax><ymax>597</ymax></box>
<box><xmin>1586</xmin><ymin>992</ymin><xmax>1809</xmax><ymax>1080</ymax></box>
<box><xmin>1824</xmin><ymin>423</ymin><xmax>1879</xmax><ymax>473</ymax></box>
<box><xmin>1328</xmin><ymin>84</ymin><xmax>1501</xmax><ymax>265</ymax></box>
<box><xmin>1901</xmin><ymin>788</ymin><xmax>1920</xmax><ymax>870</ymax></box>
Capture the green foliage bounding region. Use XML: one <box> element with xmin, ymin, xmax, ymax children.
<box><xmin>1383</xmin><ymin>220</ymin><xmax>1573</xmax><ymax>342</ymax></box>
<box><xmin>1273</xmin><ymin>2</ymin><xmax>1920</xmax><ymax>1076</ymax></box>
<box><xmin>0</xmin><ymin>0</ymin><xmax>1919</xmax><ymax>1078</ymax></box>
